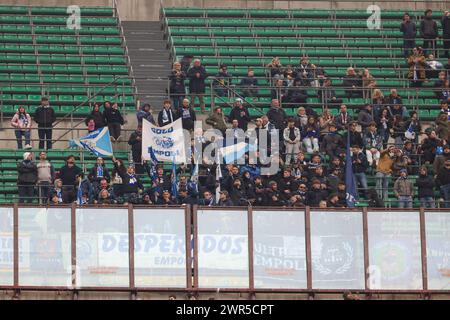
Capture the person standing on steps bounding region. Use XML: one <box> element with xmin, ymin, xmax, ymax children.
<box><xmin>34</xmin><ymin>97</ymin><xmax>56</xmax><ymax>150</ymax></box>
<box><xmin>103</xmin><ymin>102</ymin><xmax>124</xmax><ymax>142</ymax></box>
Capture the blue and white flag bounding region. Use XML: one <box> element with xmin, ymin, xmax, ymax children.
<box><xmin>142</xmin><ymin>118</ymin><xmax>186</xmax><ymax>164</ymax></box>
<box><xmin>345</xmin><ymin>129</ymin><xmax>358</xmax><ymax>207</ymax></box>
<box><xmin>188</xmin><ymin>162</ymin><xmax>199</xmax><ymax>194</ymax></box>
<box><xmin>219</xmin><ymin>142</ymin><xmax>257</xmax><ymax>164</ymax></box>
<box><xmin>215</xmin><ymin>150</ymin><xmax>222</xmax><ymax>204</ymax></box>
<box><xmin>69</xmin><ymin>127</ymin><xmax>113</xmax><ymax>157</ymax></box>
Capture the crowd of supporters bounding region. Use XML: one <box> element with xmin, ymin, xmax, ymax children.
<box><xmin>8</xmin><ymin>10</ymin><xmax>450</xmax><ymax>208</ymax></box>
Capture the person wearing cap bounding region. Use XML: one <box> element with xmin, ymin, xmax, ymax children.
<box><xmin>206</xmin><ymin>107</ymin><xmax>227</xmax><ymax>135</ymax></box>
<box><xmin>416</xmin><ymin>166</ymin><xmax>435</xmax><ymax>208</ymax></box>
<box><xmin>11</xmin><ymin>106</ymin><xmax>32</xmax><ymax>150</ymax></box>
<box><xmin>33</xmin><ymin>97</ymin><xmax>56</xmax><ymax>150</ymax></box>
<box><xmin>36</xmin><ymin>151</ymin><xmax>55</xmax><ymax>205</ymax></box>
<box><xmin>394</xmin><ymin>168</ymin><xmax>414</xmax><ymax>208</ymax></box>
<box><xmin>320</xmin><ymin>123</ymin><xmax>345</xmax><ymax>159</ymax></box>
<box><xmin>187</xmin><ymin>59</ymin><xmax>207</xmax><ymax>113</ymax></box>
<box><xmin>433</xmin><ymin>144</ymin><xmax>450</xmax><ymax>174</ymax></box>
<box><xmin>158</xmin><ymin>100</ymin><xmax>178</xmax><ymax>127</ymax></box>
<box><xmin>213</xmin><ymin>64</ymin><xmax>232</xmax><ymax>97</ymax></box>
<box><xmin>306</xmin><ymin>179</ymin><xmax>328</xmax><ymax>207</ymax></box>
<box><xmin>228</xmin><ymin>98</ymin><xmax>250</xmax><ymax>132</ymax></box>
<box><xmin>357</xmin><ymin>104</ymin><xmax>374</xmax><ymax>133</ymax></box>
<box><xmin>17</xmin><ymin>152</ymin><xmax>37</xmax><ymax>204</ymax></box>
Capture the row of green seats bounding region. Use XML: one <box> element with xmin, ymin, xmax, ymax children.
<box><xmin>0</xmin><ymin>5</ymin><xmax>113</xmax><ymax>16</ymax></box>
<box><xmin>175</xmin><ymin>46</ymin><xmax>395</xmax><ymax>57</ymax></box>
<box><xmin>0</xmin><ymin>34</ymin><xmax>122</xmax><ymax>45</ymax></box>
<box><xmin>0</xmin><ymin>54</ymin><xmax>126</xmax><ymax>64</ymax></box>
<box><xmin>0</xmin><ymin>25</ymin><xmax>120</xmax><ymax>35</ymax></box>
<box><xmin>172</xmin><ymin>37</ymin><xmax>403</xmax><ymax>48</ymax></box>
<box><xmin>167</xmin><ymin>18</ymin><xmax>423</xmax><ymax>29</ymax></box>
<box><xmin>0</xmin><ymin>15</ymin><xmax>117</xmax><ymax>26</ymax></box>
<box><xmin>169</xmin><ymin>27</ymin><xmax>388</xmax><ymax>38</ymax></box>
<box><xmin>1</xmin><ymin>84</ymin><xmax>133</xmax><ymax>94</ymax></box>
<box><xmin>0</xmin><ymin>74</ymin><xmax>132</xmax><ymax>84</ymax></box>
<box><xmin>0</xmin><ymin>44</ymin><xmax>124</xmax><ymax>55</ymax></box>
<box><xmin>164</xmin><ymin>7</ymin><xmax>442</xmax><ymax>19</ymax></box>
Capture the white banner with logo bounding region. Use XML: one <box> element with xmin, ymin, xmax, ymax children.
<box><xmin>142</xmin><ymin>118</ymin><xmax>186</xmax><ymax>163</ymax></box>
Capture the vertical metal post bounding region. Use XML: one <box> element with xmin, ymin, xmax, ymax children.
<box><xmin>247</xmin><ymin>206</ymin><xmax>254</xmax><ymax>291</ymax></box>
<box><xmin>362</xmin><ymin>207</ymin><xmax>370</xmax><ymax>294</ymax></box>
<box><xmin>71</xmin><ymin>202</ymin><xmax>77</xmax><ymax>288</ymax></box>
<box><xmin>128</xmin><ymin>204</ymin><xmax>135</xmax><ymax>289</ymax></box>
<box><xmin>419</xmin><ymin>207</ymin><xmax>428</xmax><ymax>291</ymax></box>
<box><xmin>192</xmin><ymin>205</ymin><xmax>199</xmax><ymax>289</ymax></box>
<box><xmin>185</xmin><ymin>205</ymin><xmax>193</xmax><ymax>289</ymax></box>
<box><xmin>305</xmin><ymin>207</ymin><xmax>312</xmax><ymax>292</ymax></box>
<box><xmin>13</xmin><ymin>203</ymin><xmax>19</xmax><ymax>287</ymax></box>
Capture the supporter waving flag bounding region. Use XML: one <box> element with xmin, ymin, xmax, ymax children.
<box><xmin>69</xmin><ymin>127</ymin><xmax>113</xmax><ymax>157</ymax></box>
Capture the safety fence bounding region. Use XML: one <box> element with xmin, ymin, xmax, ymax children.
<box><xmin>0</xmin><ymin>204</ymin><xmax>448</xmax><ymax>295</ymax></box>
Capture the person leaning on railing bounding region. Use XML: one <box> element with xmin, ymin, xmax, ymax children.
<box><xmin>17</xmin><ymin>152</ymin><xmax>37</xmax><ymax>204</ymax></box>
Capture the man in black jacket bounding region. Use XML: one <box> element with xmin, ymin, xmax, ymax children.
<box><xmin>128</xmin><ymin>125</ymin><xmax>143</xmax><ymax>173</ymax></box>
<box><xmin>187</xmin><ymin>59</ymin><xmax>207</xmax><ymax>113</ymax></box>
<box><xmin>266</xmin><ymin>99</ymin><xmax>287</xmax><ymax>130</ymax></box>
<box><xmin>415</xmin><ymin>166</ymin><xmax>435</xmax><ymax>208</ymax></box>
<box><xmin>352</xmin><ymin>145</ymin><xmax>369</xmax><ymax>198</ymax></box>
<box><xmin>228</xmin><ymin>98</ymin><xmax>250</xmax><ymax>132</ymax></box>
<box><xmin>58</xmin><ymin>155</ymin><xmax>82</xmax><ymax>203</ymax></box>
<box><xmin>420</xmin><ymin>9</ymin><xmax>439</xmax><ymax>56</ymax></box>
<box><xmin>88</xmin><ymin>157</ymin><xmax>111</xmax><ymax>190</ymax></box>
<box><xmin>240</xmin><ymin>69</ymin><xmax>258</xmax><ymax>98</ymax></box>
<box><xmin>179</xmin><ymin>98</ymin><xmax>197</xmax><ymax>131</ymax></box>
<box><xmin>443</xmin><ymin>11</ymin><xmax>450</xmax><ymax>58</ymax></box>
<box><xmin>158</xmin><ymin>100</ymin><xmax>178</xmax><ymax>127</ymax></box>
<box><xmin>18</xmin><ymin>152</ymin><xmax>38</xmax><ymax>203</ymax></box>
<box><xmin>400</xmin><ymin>13</ymin><xmax>417</xmax><ymax>58</ymax></box>
<box><xmin>34</xmin><ymin>97</ymin><xmax>56</xmax><ymax>150</ymax></box>
<box><xmin>103</xmin><ymin>102</ymin><xmax>124</xmax><ymax>141</ymax></box>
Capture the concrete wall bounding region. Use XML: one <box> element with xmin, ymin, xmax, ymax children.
<box><xmin>1</xmin><ymin>0</ymin><xmax>448</xmax><ymax>21</ymax></box>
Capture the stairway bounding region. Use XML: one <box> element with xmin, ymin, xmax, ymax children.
<box><xmin>122</xmin><ymin>21</ymin><xmax>172</xmax><ymax>111</ymax></box>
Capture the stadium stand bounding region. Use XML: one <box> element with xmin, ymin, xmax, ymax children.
<box><xmin>162</xmin><ymin>7</ymin><xmax>447</xmax><ymax>119</ymax></box>
<box><xmin>0</xmin><ymin>5</ymin><xmax>136</xmax><ymax>118</ymax></box>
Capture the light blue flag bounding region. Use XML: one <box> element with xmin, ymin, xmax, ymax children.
<box><xmin>69</xmin><ymin>127</ymin><xmax>113</xmax><ymax>157</ymax></box>
<box><xmin>219</xmin><ymin>142</ymin><xmax>257</xmax><ymax>164</ymax></box>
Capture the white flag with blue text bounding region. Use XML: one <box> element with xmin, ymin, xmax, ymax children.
<box><xmin>142</xmin><ymin>118</ymin><xmax>186</xmax><ymax>164</ymax></box>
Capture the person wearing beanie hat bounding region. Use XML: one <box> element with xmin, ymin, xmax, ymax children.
<box><xmin>394</xmin><ymin>168</ymin><xmax>414</xmax><ymax>208</ymax></box>
<box><xmin>17</xmin><ymin>152</ymin><xmax>37</xmax><ymax>203</ymax></box>
<box><xmin>228</xmin><ymin>97</ymin><xmax>250</xmax><ymax>132</ymax></box>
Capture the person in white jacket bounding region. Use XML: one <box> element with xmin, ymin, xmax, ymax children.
<box><xmin>283</xmin><ymin>118</ymin><xmax>301</xmax><ymax>165</ymax></box>
<box><xmin>11</xmin><ymin>106</ymin><xmax>32</xmax><ymax>149</ymax></box>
